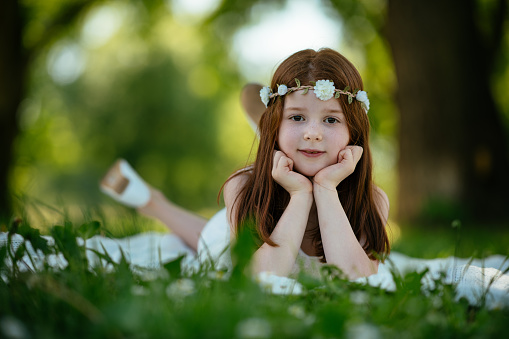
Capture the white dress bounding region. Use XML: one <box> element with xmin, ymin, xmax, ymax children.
<box><xmin>196</xmin><ymin>208</ymin><xmax>322</xmax><ymax>275</ymax></box>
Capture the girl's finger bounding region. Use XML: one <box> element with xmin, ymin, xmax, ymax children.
<box><xmin>279</xmin><ymin>153</ymin><xmax>294</xmax><ymax>172</ymax></box>
<box><xmin>272</xmin><ymin>151</ymin><xmax>283</xmax><ymax>172</ymax></box>
<box><xmin>283</xmin><ymin>155</ymin><xmax>293</xmax><ymax>171</ymax></box>
<box><xmin>343</xmin><ymin>146</ymin><xmax>363</xmax><ymax>164</ymax></box>
<box><xmin>338</xmin><ymin>148</ymin><xmax>352</xmax><ymax>163</ymax></box>
<box><xmin>351</xmin><ymin>146</ymin><xmax>363</xmax><ymax>164</ymax></box>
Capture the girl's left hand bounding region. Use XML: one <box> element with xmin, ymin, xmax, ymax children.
<box><xmin>313</xmin><ymin>146</ymin><xmax>363</xmax><ymax>190</ymax></box>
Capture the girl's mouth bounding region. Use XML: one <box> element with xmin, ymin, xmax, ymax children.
<box><xmin>299</xmin><ymin>149</ymin><xmax>325</xmax><ymax>157</ymax></box>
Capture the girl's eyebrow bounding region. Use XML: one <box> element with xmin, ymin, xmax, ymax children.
<box><xmin>283</xmin><ymin>106</ymin><xmax>305</xmax><ymax>111</ymax></box>
<box><xmin>325</xmin><ymin>109</ymin><xmax>343</xmax><ymax>113</ymax></box>
<box><xmin>283</xmin><ymin>107</ymin><xmax>344</xmax><ymax>115</ymax></box>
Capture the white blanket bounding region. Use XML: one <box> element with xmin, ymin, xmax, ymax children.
<box><xmin>1</xmin><ymin>231</ymin><xmax>508</xmax><ymax>309</ymax></box>
<box><xmin>360</xmin><ymin>252</ymin><xmax>509</xmax><ymax>309</ymax></box>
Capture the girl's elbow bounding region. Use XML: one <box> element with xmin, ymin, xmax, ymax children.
<box><xmin>364</xmin><ymin>259</ymin><xmax>379</xmax><ymax>277</ymax></box>
<box><xmin>350</xmin><ymin>260</ymin><xmax>379</xmax><ymax>279</ymax></box>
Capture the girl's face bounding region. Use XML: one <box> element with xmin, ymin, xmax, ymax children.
<box><xmin>278</xmin><ymin>91</ymin><xmax>350</xmax><ymax>177</ymax></box>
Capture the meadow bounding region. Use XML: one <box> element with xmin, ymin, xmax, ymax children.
<box><xmin>1</xmin><ymin>208</ymin><xmax>508</xmax><ymax>339</ymax></box>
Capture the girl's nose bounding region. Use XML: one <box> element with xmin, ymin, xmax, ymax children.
<box><xmin>303</xmin><ymin>123</ymin><xmax>323</xmax><ymax>141</ymax></box>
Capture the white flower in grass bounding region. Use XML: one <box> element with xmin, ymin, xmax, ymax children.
<box><xmin>260</xmin><ymin>86</ymin><xmax>271</xmax><ymax>107</ymax></box>
<box><xmin>314</xmin><ymin>79</ymin><xmax>335</xmax><ymax>101</ymax></box>
<box><xmin>277</xmin><ymin>84</ymin><xmax>288</xmax><ymax>96</ymax></box>
<box><xmin>131</xmin><ymin>285</ymin><xmax>149</xmax><ymax>296</ymax></box>
<box><xmin>140</xmin><ymin>270</ymin><xmax>160</xmax><ymax>282</ymax></box>
<box><xmin>207</xmin><ymin>270</ymin><xmax>228</xmax><ymax>281</ymax></box>
<box><xmin>287</xmin><ymin>305</ymin><xmax>306</xmax><ymax>319</ymax></box>
<box><xmin>166</xmin><ymin>278</ymin><xmax>195</xmax><ymax>298</ymax></box>
<box><xmin>350</xmin><ymin>290</ymin><xmax>369</xmax><ymax>305</ymax></box>
<box><xmin>0</xmin><ymin>316</ymin><xmax>30</xmax><ymax>339</ymax></box>
<box><xmin>256</xmin><ymin>271</ymin><xmax>303</xmax><ymax>295</ymax></box>
<box><xmin>346</xmin><ymin>322</ymin><xmax>381</xmax><ymax>339</ymax></box>
<box><xmin>236</xmin><ymin>317</ymin><xmax>271</xmax><ymax>339</ymax></box>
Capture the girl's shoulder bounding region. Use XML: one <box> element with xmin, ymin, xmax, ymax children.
<box><xmin>223</xmin><ymin>166</ymin><xmax>252</xmax><ymax>207</ymax></box>
<box><xmin>372</xmin><ymin>185</ymin><xmax>390</xmax><ymax>226</ymax></box>
<box><xmin>224</xmin><ymin>167</ymin><xmax>253</xmax><ymax>236</ymax></box>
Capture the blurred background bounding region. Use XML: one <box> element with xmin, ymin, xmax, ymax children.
<box><xmin>1</xmin><ymin>0</ymin><xmax>508</xmax><ymax>255</ymax></box>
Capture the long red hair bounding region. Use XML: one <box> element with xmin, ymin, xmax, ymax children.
<box><xmin>227</xmin><ymin>48</ymin><xmax>390</xmax><ymax>262</ymax></box>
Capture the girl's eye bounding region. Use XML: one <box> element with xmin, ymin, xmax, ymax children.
<box><xmin>290</xmin><ymin>115</ymin><xmax>304</xmax><ymax>122</ymax></box>
<box><xmin>325</xmin><ymin>117</ymin><xmax>339</xmax><ymax>124</ymax></box>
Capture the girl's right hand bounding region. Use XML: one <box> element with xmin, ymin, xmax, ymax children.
<box><xmin>272</xmin><ymin>151</ymin><xmax>313</xmax><ymax>196</ymax></box>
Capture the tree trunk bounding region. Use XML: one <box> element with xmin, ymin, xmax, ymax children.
<box><xmin>387</xmin><ymin>0</ymin><xmax>509</xmax><ymax>222</ymax></box>
<box><xmin>0</xmin><ymin>0</ymin><xmax>25</xmax><ymax>220</ymax></box>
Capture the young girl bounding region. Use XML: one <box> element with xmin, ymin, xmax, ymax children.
<box><xmin>101</xmin><ymin>48</ymin><xmax>390</xmax><ymax>279</ymax></box>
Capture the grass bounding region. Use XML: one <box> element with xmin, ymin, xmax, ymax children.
<box><xmin>392</xmin><ymin>220</ymin><xmax>509</xmax><ymax>259</ymax></box>
<box><xmin>1</xmin><ymin>207</ymin><xmax>509</xmax><ymax>338</ymax></box>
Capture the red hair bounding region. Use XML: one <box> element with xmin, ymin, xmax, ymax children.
<box><xmin>227</xmin><ymin>48</ymin><xmax>390</xmax><ymax>262</ymax></box>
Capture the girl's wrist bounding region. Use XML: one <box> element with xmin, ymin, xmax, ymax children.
<box><xmin>312</xmin><ymin>180</ymin><xmax>338</xmax><ymax>193</ymax></box>
<box><xmin>312</xmin><ymin>181</ymin><xmax>338</xmax><ymax>195</ymax></box>
<box><xmin>289</xmin><ymin>190</ymin><xmax>314</xmax><ymax>201</ymax></box>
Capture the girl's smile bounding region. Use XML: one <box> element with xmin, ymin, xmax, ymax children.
<box><xmin>278</xmin><ymin>91</ymin><xmax>350</xmax><ymax>177</ymax></box>
<box><xmin>298</xmin><ymin>149</ymin><xmax>326</xmax><ymax>157</ymax></box>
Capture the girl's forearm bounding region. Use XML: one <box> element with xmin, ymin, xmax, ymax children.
<box><xmin>313</xmin><ymin>185</ymin><xmax>377</xmax><ymax>279</ymax></box>
<box><xmin>252</xmin><ymin>192</ymin><xmax>313</xmax><ymax>276</ymax></box>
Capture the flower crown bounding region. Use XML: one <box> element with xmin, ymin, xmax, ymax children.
<box><xmin>259</xmin><ymin>79</ymin><xmax>370</xmax><ymax>113</ymax></box>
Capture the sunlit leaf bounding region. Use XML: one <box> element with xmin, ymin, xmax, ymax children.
<box><xmin>78</xmin><ymin>221</ymin><xmax>101</xmax><ymax>240</ymax></box>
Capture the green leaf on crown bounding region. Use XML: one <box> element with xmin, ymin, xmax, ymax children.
<box><xmin>302</xmin><ymin>88</ymin><xmax>309</xmax><ymax>95</ymax></box>
<box><xmin>348</xmin><ymin>95</ymin><xmax>353</xmax><ymax>104</ymax></box>
<box><xmin>295</xmin><ymin>78</ymin><xmax>301</xmax><ymax>87</ymax></box>
<box><xmin>343</xmin><ymin>86</ymin><xmax>350</xmax><ymax>92</ymax></box>
<box><xmin>334</xmin><ymin>92</ymin><xmax>340</xmax><ymax>99</ymax></box>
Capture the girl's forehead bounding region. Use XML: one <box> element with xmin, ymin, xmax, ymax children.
<box><xmin>283</xmin><ymin>91</ymin><xmax>343</xmax><ymax>112</ymax></box>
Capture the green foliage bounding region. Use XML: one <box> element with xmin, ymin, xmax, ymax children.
<box><xmin>1</xmin><ymin>219</ymin><xmax>509</xmax><ymax>338</ymax></box>
<box><xmin>230</xmin><ymin>216</ymin><xmax>261</xmax><ymax>284</ymax></box>
<box><xmin>14</xmin><ymin>1</ymin><xmax>255</xmax><ymax>221</ymax></box>
<box><xmin>393</xmin><ymin>220</ymin><xmax>509</xmax><ymax>259</ymax></box>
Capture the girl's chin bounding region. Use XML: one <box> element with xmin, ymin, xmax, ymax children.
<box><xmin>294</xmin><ymin>167</ymin><xmax>321</xmax><ymax>178</ymax></box>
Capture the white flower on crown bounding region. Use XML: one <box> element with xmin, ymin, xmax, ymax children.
<box><xmin>258</xmin><ymin>78</ymin><xmax>370</xmax><ymax>113</ymax></box>
<box><xmin>277</xmin><ymin>84</ymin><xmax>288</xmax><ymax>96</ymax></box>
<box><xmin>363</xmin><ymin>99</ymin><xmax>370</xmax><ymax>112</ymax></box>
<box><xmin>356</xmin><ymin>90</ymin><xmax>368</xmax><ymax>102</ymax></box>
<box><xmin>313</xmin><ymin>80</ymin><xmax>336</xmax><ymax>101</ymax></box>
<box><xmin>260</xmin><ymin>86</ymin><xmax>271</xmax><ymax>107</ymax></box>
<box><xmin>355</xmin><ymin>90</ymin><xmax>370</xmax><ymax>112</ymax></box>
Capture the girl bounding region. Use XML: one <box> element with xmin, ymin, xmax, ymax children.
<box><xmin>101</xmin><ymin>48</ymin><xmax>390</xmax><ymax>279</ymax></box>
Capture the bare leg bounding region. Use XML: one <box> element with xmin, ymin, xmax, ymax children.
<box><xmin>138</xmin><ymin>188</ymin><xmax>207</xmax><ymax>252</ymax></box>
<box><xmin>100</xmin><ymin>84</ymin><xmax>264</xmax><ymax>251</ymax></box>
<box><xmin>101</xmin><ymin>161</ymin><xmax>206</xmax><ymax>252</ymax></box>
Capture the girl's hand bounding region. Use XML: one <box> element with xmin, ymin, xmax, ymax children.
<box><xmin>313</xmin><ymin>146</ymin><xmax>363</xmax><ymax>190</ymax></box>
<box><xmin>272</xmin><ymin>151</ymin><xmax>313</xmax><ymax>196</ymax></box>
